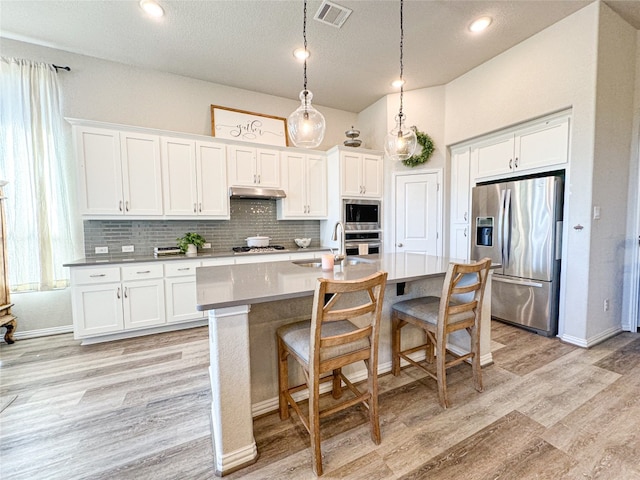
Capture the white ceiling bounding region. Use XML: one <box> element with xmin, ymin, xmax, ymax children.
<box><xmin>2</xmin><ymin>0</ymin><xmax>639</xmax><ymax>113</ymax></box>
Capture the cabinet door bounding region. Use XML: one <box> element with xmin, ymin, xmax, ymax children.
<box><xmin>361</xmin><ymin>154</ymin><xmax>383</xmax><ymax>197</ymax></box>
<box><xmin>515</xmin><ymin>116</ymin><xmax>569</xmax><ymax>171</ymax></box>
<box><xmin>256</xmin><ymin>148</ymin><xmax>280</xmax><ymax>187</ymax></box>
<box><xmin>341</xmin><ymin>152</ymin><xmax>363</xmax><ymax>197</ymax></box>
<box><xmin>75</xmin><ymin>127</ymin><xmax>123</xmax><ymax>215</ymax></box>
<box><xmin>165</xmin><ymin>276</ymin><xmax>201</xmax><ymax>323</ymax></box>
<box><xmin>280</xmin><ymin>152</ymin><xmax>307</xmax><ymax>217</ymax></box>
<box><xmin>228</xmin><ymin>145</ymin><xmax>256</xmax><ymax>186</ymax></box>
<box><xmin>450</xmin><ymin>148</ymin><xmax>471</xmax><ymax>224</ymax></box>
<box><xmin>122</xmin><ymin>279</ymin><xmax>166</xmax><ymax>329</ymax></box>
<box><xmin>450</xmin><ymin>223</ymin><xmax>470</xmax><ymax>261</ymax></box>
<box><xmin>120</xmin><ymin>132</ymin><xmax>163</xmax><ymax>216</ymax></box>
<box><xmin>72</xmin><ymin>283</ymin><xmax>124</xmax><ymax>337</ymax></box>
<box><xmin>161</xmin><ymin>137</ymin><xmax>198</xmax><ymax>215</ymax></box>
<box><xmin>197</xmin><ymin>141</ymin><xmax>229</xmax><ymax>217</ymax></box>
<box><xmin>475</xmin><ymin>133</ymin><xmax>515</xmax><ymax>179</ymax></box>
<box><xmin>306</xmin><ymin>154</ymin><xmax>327</xmax><ymax>216</ymax></box>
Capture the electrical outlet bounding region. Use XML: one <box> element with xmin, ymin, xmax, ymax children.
<box><xmin>603</xmin><ymin>298</ymin><xmax>610</xmax><ymax>312</ymax></box>
<box><xmin>122</xmin><ymin>245</ymin><xmax>134</xmax><ymax>253</ymax></box>
<box><xmin>95</xmin><ymin>246</ymin><xmax>108</xmax><ymax>254</ymax></box>
<box><xmin>203</xmin><ymin>243</ymin><xmax>212</xmax><ymax>249</ymax></box>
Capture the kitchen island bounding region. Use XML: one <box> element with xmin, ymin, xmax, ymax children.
<box><xmin>196</xmin><ymin>252</ymin><xmax>494</xmax><ymax>475</ymax></box>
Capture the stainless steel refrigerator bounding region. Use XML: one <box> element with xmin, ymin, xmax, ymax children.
<box><xmin>471</xmin><ymin>175</ymin><xmax>563</xmax><ymax>336</ymax></box>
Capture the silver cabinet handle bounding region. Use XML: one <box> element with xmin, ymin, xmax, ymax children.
<box><xmin>193</xmin><ymin>203</ymin><xmax>197</xmax><ymax>213</ymax></box>
<box><xmin>124</xmin><ymin>287</ymin><xmax>128</xmax><ymax>298</ymax></box>
<box><xmin>509</xmin><ymin>158</ymin><xmax>513</xmax><ymax>169</ymax></box>
<box><xmin>397</xmin><ymin>242</ymin><xmax>403</xmax><ymax>247</ymax></box>
<box><xmin>515</xmin><ymin>157</ymin><xmax>519</xmax><ymax>168</ymax></box>
<box><xmin>464</xmin><ymin>227</ymin><xmax>467</xmax><ymax>237</ymax></box>
<box><xmin>117</xmin><ymin>287</ymin><xmax>121</xmax><ymax>299</ymax></box>
<box><xmin>119</xmin><ymin>201</ymin><xmax>123</xmax><ymax>212</ymax></box>
<box><xmin>136</xmin><ymin>270</ymin><xmax>151</xmax><ymax>274</ymax></box>
<box><xmin>89</xmin><ymin>273</ymin><xmax>106</xmax><ymax>278</ymax></box>
<box><xmin>253</xmin><ymin>174</ymin><xmax>257</xmax><ymax>184</ymax></box>
<box><xmin>125</xmin><ymin>201</ymin><xmax>129</xmax><ymax>212</ymax></box>
<box><xmin>199</xmin><ymin>203</ymin><xmax>202</xmax><ymax>212</ymax></box>
<box><xmin>257</xmin><ymin>174</ymin><xmax>261</xmax><ymax>184</ymax></box>
<box><xmin>464</xmin><ymin>212</ymin><xmax>468</xmax><ymax>222</ymax></box>
<box><xmin>177</xmin><ymin>267</ymin><xmax>191</xmax><ymax>271</ymax></box>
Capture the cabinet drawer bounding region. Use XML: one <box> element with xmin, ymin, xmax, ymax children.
<box><xmin>164</xmin><ymin>261</ymin><xmax>199</xmax><ymax>277</ymax></box>
<box><xmin>72</xmin><ymin>266</ymin><xmax>121</xmax><ymax>285</ymax></box>
<box><xmin>121</xmin><ymin>263</ymin><xmax>164</xmax><ymax>281</ymax></box>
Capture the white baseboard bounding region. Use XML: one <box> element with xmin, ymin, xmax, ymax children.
<box><xmin>1</xmin><ymin>324</ymin><xmax>74</xmax><ymax>342</ymax></box>
<box><xmin>560</xmin><ymin>325</ymin><xmax>623</xmax><ymax>348</ymax></box>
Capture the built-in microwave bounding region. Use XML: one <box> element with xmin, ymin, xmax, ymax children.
<box><xmin>343</xmin><ymin>199</ymin><xmax>381</xmax><ymax>231</ymax></box>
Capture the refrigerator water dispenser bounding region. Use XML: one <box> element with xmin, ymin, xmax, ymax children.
<box><xmin>476</xmin><ymin>217</ymin><xmax>493</xmax><ymax>246</ymax></box>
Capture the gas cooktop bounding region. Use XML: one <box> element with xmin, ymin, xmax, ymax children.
<box><xmin>232</xmin><ymin>245</ymin><xmax>289</xmax><ymax>254</ymax></box>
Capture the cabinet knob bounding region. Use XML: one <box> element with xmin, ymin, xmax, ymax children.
<box><xmin>397</xmin><ymin>242</ymin><xmax>403</xmax><ymax>247</ymax></box>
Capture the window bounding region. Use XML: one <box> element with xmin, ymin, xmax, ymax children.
<box><xmin>0</xmin><ymin>57</ymin><xmax>81</xmax><ymax>291</ymax></box>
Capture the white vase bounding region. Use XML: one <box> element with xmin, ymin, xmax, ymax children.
<box><xmin>186</xmin><ymin>244</ymin><xmax>197</xmax><ymax>256</ymax></box>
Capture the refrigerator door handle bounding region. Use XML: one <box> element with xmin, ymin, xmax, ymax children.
<box><xmin>503</xmin><ymin>188</ymin><xmax>512</xmax><ymax>268</ymax></box>
<box><xmin>499</xmin><ymin>189</ymin><xmax>507</xmax><ymax>266</ymax></box>
<box><xmin>494</xmin><ymin>276</ymin><xmax>543</xmax><ymax>288</ymax></box>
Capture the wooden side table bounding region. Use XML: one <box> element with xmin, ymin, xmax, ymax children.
<box><xmin>0</xmin><ymin>303</ymin><xmax>16</xmax><ymax>344</ymax></box>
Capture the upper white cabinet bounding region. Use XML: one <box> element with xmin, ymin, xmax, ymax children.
<box><xmin>227</xmin><ymin>144</ymin><xmax>281</xmax><ymax>188</ymax></box>
<box><xmin>161</xmin><ymin>137</ymin><xmax>229</xmax><ymax>219</ymax></box>
<box><xmin>277</xmin><ymin>151</ymin><xmax>327</xmax><ymax>219</ymax></box>
<box><xmin>328</xmin><ymin>148</ymin><xmax>383</xmax><ymax>198</ymax></box>
<box><xmin>74</xmin><ymin>126</ymin><xmax>163</xmax><ymax>216</ymax></box>
<box><xmin>475</xmin><ymin>114</ymin><xmax>570</xmax><ymax>180</ymax></box>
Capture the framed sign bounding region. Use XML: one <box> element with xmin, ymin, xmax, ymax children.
<box><xmin>211</xmin><ymin>105</ymin><xmax>289</xmax><ymax>147</ymax></box>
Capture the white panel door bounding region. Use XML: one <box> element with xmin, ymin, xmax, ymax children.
<box><xmin>516</xmin><ymin>116</ymin><xmax>569</xmax><ymax>171</ymax></box>
<box><xmin>475</xmin><ymin>133</ymin><xmax>514</xmax><ymax>178</ymax></box>
<box><xmin>228</xmin><ymin>145</ymin><xmax>256</xmax><ymax>186</ymax></box>
<box><xmin>165</xmin><ymin>276</ymin><xmax>201</xmax><ymax>322</ymax></box>
<box><xmin>341</xmin><ymin>152</ymin><xmax>363</xmax><ymax>197</ymax></box>
<box><xmin>281</xmin><ymin>151</ymin><xmax>307</xmax><ymax>216</ymax></box>
<box><xmin>395</xmin><ymin>172</ymin><xmax>440</xmax><ymax>255</ymax></box>
<box><xmin>361</xmin><ymin>154</ymin><xmax>382</xmax><ymax>197</ymax></box>
<box><xmin>256</xmin><ymin>148</ymin><xmax>280</xmax><ymax>187</ymax></box>
<box><xmin>306</xmin><ymin>154</ymin><xmax>327</xmax><ymax>216</ymax></box>
<box><xmin>122</xmin><ymin>279</ymin><xmax>166</xmax><ymax>329</ymax></box>
<box><xmin>72</xmin><ymin>283</ymin><xmax>124</xmax><ymax>336</ymax></box>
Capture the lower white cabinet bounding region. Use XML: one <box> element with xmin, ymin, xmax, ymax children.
<box><xmin>164</xmin><ymin>261</ymin><xmax>201</xmax><ymax>323</ymax></box>
<box><xmin>71</xmin><ymin>264</ymin><xmax>165</xmax><ymax>338</ymax></box>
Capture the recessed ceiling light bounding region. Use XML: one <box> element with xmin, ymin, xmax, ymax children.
<box><xmin>391</xmin><ymin>79</ymin><xmax>405</xmax><ymax>88</ymax></box>
<box><xmin>293</xmin><ymin>48</ymin><xmax>310</xmax><ymax>61</ymax></box>
<box><xmin>140</xmin><ymin>0</ymin><xmax>164</xmax><ymax>18</ymax></box>
<box><xmin>469</xmin><ymin>16</ymin><xmax>492</xmax><ymax>33</ymax></box>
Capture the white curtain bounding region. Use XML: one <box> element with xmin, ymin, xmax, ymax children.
<box><xmin>0</xmin><ymin>57</ymin><xmax>81</xmax><ymax>292</ymax></box>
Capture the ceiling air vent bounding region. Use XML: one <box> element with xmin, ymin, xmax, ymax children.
<box><xmin>314</xmin><ymin>0</ymin><xmax>352</xmax><ymax>28</ymax></box>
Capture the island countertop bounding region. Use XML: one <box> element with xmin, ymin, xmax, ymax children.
<box><xmin>196</xmin><ymin>252</ymin><xmax>473</xmax><ymax>310</ymax></box>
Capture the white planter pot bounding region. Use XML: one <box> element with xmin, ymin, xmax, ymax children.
<box><xmin>186</xmin><ymin>244</ymin><xmax>198</xmax><ymax>256</ymax></box>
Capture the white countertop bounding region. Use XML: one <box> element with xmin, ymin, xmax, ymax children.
<box><xmin>196</xmin><ymin>253</ymin><xmax>469</xmax><ymax>310</ymax></box>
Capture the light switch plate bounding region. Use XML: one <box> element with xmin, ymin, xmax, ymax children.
<box><xmin>122</xmin><ymin>245</ymin><xmax>134</xmax><ymax>253</ymax></box>
<box><xmin>95</xmin><ymin>246</ymin><xmax>108</xmax><ymax>254</ymax></box>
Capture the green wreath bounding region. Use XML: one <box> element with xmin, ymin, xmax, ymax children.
<box><xmin>402</xmin><ymin>126</ymin><xmax>435</xmax><ymax>168</ymax></box>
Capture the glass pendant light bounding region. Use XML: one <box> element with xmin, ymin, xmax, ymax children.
<box><xmin>288</xmin><ymin>0</ymin><xmax>325</xmax><ymax>148</ymax></box>
<box><xmin>384</xmin><ymin>0</ymin><xmax>417</xmax><ymax>161</ymax></box>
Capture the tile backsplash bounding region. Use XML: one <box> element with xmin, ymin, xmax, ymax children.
<box><xmin>83</xmin><ymin>199</ymin><xmax>320</xmax><ymax>257</ymax></box>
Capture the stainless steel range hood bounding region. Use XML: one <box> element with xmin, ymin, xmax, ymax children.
<box><xmin>228</xmin><ymin>186</ymin><xmax>286</xmax><ymax>199</ymax></box>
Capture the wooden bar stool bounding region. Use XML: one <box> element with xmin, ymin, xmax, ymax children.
<box><xmin>391</xmin><ymin>258</ymin><xmax>491</xmax><ymax>408</ymax></box>
<box><xmin>277</xmin><ymin>271</ymin><xmax>387</xmax><ymax>476</ymax></box>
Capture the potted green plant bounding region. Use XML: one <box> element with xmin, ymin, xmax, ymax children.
<box><xmin>177</xmin><ymin>232</ymin><xmax>205</xmax><ymax>255</ymax></box>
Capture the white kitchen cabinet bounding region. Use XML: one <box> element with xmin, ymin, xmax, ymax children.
<box><xmin>449</xmin><ymin>147</ymin><xmax>472</xmax><ymax>261</ymax></box>
<box><xmin>74</xmin><ymin>126</ymin><xmax>163</xmax><ymax>216</ymax></box>
<box><xmin>164</xmin><ymin>261</ymin><xmax>200</xmax><ymax>323</ymax></box>
<box><xmin>234</xmin><ymin>253</ymin><xmax>291</xmax><ymax>264</ymax></box>
<box><xmin>228</xmin><ymin>144</ymin><xmax>280</xmax><ymax>188</ymax></box>
<box><xmin>161</xmin><ymin>137</ymin><xmax>229</xmax><ymax>218</ymax></box>
<box><xmin>71</xmin><ymin>263</ymin><xmax>165</xmax><ymax>338</ymax></box>
<box><xmin>277</xmin><ymin>151</ymin><xmax>327</xmax><ymax>219</ymax></box>
<box><xmin>475</xmin><ymin>114</ymin><xmax>570</xmax><ymax>180</ymax></box>
<box><xmin>339</xmin><ymin>150</ymin><xmax>383</xmax><ymax>198</ymax></box>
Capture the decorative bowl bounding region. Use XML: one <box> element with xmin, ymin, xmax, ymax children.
<box><xmin>295</xmin><ymin>238</ymin><xmax>311</xmax><ymax>248</ymax></box>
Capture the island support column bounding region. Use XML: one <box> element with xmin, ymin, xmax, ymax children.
<box><xmin>208</xmin><ymin>305</ymin><xmax>257</xmax><ymax>476</ymax></box>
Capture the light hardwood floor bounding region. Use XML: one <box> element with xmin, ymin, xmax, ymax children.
<box><xmin>1</xmin><ymin>321</ymin><xmax>639</xmax><ymax>479</ymax></box>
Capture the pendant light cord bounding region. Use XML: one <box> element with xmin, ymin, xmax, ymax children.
<box><xmin>399</xmin><ymin>0</ymin><xmax>405</xmax><ymax>117</ymax></box>
<box><xmin>303</xmin><ymin>0</ymin><xmax>308</xmax><ymax>96</ymax></box>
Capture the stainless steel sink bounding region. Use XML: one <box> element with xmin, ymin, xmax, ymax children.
<box><xmin>291</xmin><ymin>257</ymin><xmax>375</xmax><ymax>268</ymax></box>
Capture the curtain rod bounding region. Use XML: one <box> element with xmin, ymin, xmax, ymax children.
<box><xmin>53</xmin><ymin>64</ymin><xmax>70</xmax><ymax>72</ymax></box>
